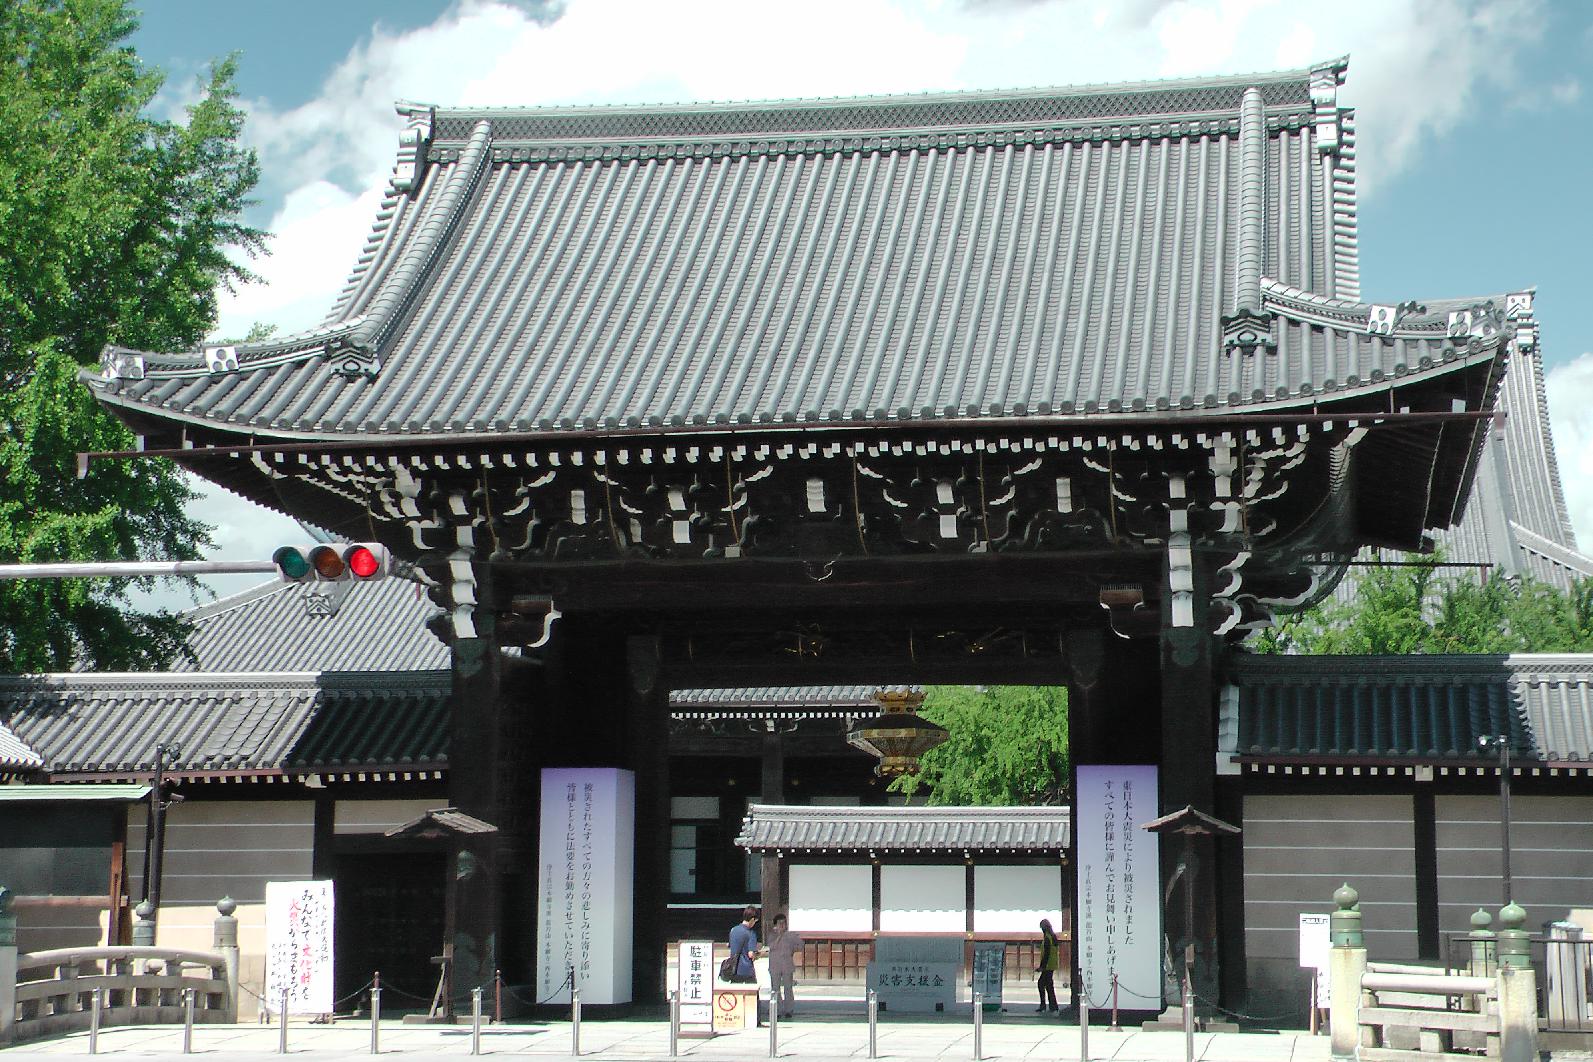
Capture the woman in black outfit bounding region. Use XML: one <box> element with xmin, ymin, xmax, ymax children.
<box><xmin>1035</xmin><ymin>918</ymin><xmax>1060</xmax><ymax>1013</ymax></box>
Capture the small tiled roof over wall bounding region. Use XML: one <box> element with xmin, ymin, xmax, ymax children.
<box><xmin>1224</xmin><ymin>653</ymin><xmax>1593</xmax><ymax>768</ymax></box>
<box><xmin>737</xmin><ymin>803</ymin><xmax>1070</xmax><ymax>853</ymax></box>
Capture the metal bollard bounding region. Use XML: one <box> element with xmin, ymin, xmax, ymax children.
<box><xmin>867</xmin><ymin>988</ymin><xmax>879</xmax><ymax>1059</ymax></box>
<box><xmin>1183</xmin><ymin>972</ymin><xmax>1194</xmax><ymax>1062</ymax></box>
<box><xmin>571</xmin><ymin>984</ymin><xmax>582</xmax><ymax>1057</ymax></box>
<box><xmin>279</xmin><ymin>988</ymin><xmax>289</xmax><ymax>1054</ymax></box>
<box><xmin>89</xmin><ymin>985</ymin><xmax>102</xmax><ymax>1055</ymax></box>
<box><xmin>668</xmin><ymin>990</ymin><xmax>680</xmax><ymax>1058</ymax></box>
<box><xmin>1080</xmin><ymin>994</ymin><xmax>1090</xmax><ymax>1062</ymax></box>
<box><xmin>1109</xmin><ymin>973</ymin><xmax>1121</xmax><ymax>1032</ymax></box>
<box><xmin>471</xmin><ymin>986</ymin><xmax>483</xmax><ymax>1055</ymax></box>
<box><xmin>370</xmin><ymin>980</ymin><xmax>381</xmax><ymax>1055</ymax></box>
<box><xmin>768</xmin><ymin>994</ymin><xmax>779</xmax><ymax>1057</ymax></box>
<box><xmin>183</xmin><ymin>986</ymin><xmax>196</xmax><ymax>1053</ymax></box>
<box><xmin>972</xmin><ymin>990</ymin><xmax>984</xmax><ymax>1060</ymax></box>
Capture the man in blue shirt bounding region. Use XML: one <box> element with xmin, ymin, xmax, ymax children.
<box><xmin>728</xmin><ymin>906</ymin><xmax>759</xmax><ymax>982</ymax></box>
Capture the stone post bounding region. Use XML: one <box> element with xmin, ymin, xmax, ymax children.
<box><xmin>1328</xmin><ymin>884</ymin><xmax>1367</xmax><ymax>1060</ymax></box>
<box><xmin>1495</xmin><ymin>963</ymin><xmax>1540</xmax><ymax>1062</ymax></box>
<box><xmin>1</xmin><ymin>886</ymin><xmax>17</xmax><ymax>1044</ymax></box>
<box><xmin>1468</xmin><ymin>908</ymin><xmax>1496</xmax><ymax>976</ymax></box>
<box><xmin>1496</xmin><ymin>902</ymin><xmax>1530</xmax><ymax>969</ymax></box>
<box><xmin>131</xmin><ymin>899</ymin><xmax>156</xmax><ymax>947</ymax></box>
<box><xmin>213</xmin><ymin>897</ymin><xmax>240</xmax><ymax>1022</ymax></box>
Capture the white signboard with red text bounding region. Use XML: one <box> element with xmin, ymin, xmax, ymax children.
<box><xmin>264</xmin><ymin>880</ymin><xmax>335</xmax><ymax>1014</ymax></box>
<box><xmin>1076</xmin><ymin>765</ymin><xmax>1161</xmax><ymax>1010</ymax></box>
<box><xmin>536</xmin><ymin>768</ymin><xmax>635</xmax><ymax>1004</ymax></box>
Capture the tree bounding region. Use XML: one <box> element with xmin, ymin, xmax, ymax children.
<box><xmin>0</xmin><ymin>0</ymin><xmax>264</xmax><ymax>671</ymax></box>
<box><xmin>1252</xmin><ymin>551</ymin><xmax>1593</xmax><ymax>655</ymax></box>
<box><xmin>890</xmin><ymin>686</ymin><xmax>1070</xmax><ymax>806</ymax></box>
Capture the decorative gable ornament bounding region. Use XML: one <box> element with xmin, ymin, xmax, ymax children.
<box><xmin>99</xmin><ymin>349</ymin><xmax>145</xmax><ymax>381</ymax></box>
<box><xmin>1221</xmin><ymin>308</ymin><xmax>1276</xmax><ymax>357</ymax></box>
<box><xmin>203</xmin><ymin>345</ymin><xmax>240</xmax><ymax>374</ymax></box>
<box><xmin>325</xmin><ymin>337</ymin><xmax>382</xmax><ymax>380</ymax></box>
<box><xmin>391</xmin><ymin>102</ymin><xmax>435</xmax><ymax>196</ymax></box>
<box><xmin>1308</xmin><ymin>58</ymin><xmax>1348</xmax><ymax>156</ymax></box>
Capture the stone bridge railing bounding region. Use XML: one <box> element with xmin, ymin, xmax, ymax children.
<box><xmin>1326</xmin><ymin>884</ymin><xmax>1538</xmax><ymax>1062</ymax></box>
<box><xmin>1</xmin><ymin>888</ymin><xmax>240</xmax><ymax>1044</ymax></box>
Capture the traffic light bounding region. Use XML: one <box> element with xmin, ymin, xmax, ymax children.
<box><xmin>272</xmin><ymin>543</ymin><xmax>389</xmax><ymax>583</ymax></box>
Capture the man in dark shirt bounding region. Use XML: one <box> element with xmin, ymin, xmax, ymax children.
<box><xmin>728</xmin><ymin>906</ymin><xmax>759</xmax><ymax>982</ymax></box>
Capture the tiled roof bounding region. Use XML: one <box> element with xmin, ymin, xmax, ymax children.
<box><xmin>88</xmin><ymin>60</ymin><xmax>1515</xmax><ymax>442</ymax></box>
<box><xmin>173</xmin><ymin>578</ymin><xmax>446</xmax><ymax>673</ymax></box>
<box><xmin>0</xmin><ymin>671</ymin><xmax>449</xmax><ymax>778</ymax></box>
<box><xmin>737</xmin><ymin>803</ymin><xmax>1070</xmax><ymax>853</ymax></box>
<box><xmin>1400</xmin><ymin>337</ymin><xmax>1592</xmax><ymax>591</ymax></box>
<box><xmin>670</xmin><ymin>685</ymin><xmax>912</xmax><ymax>717</ymax></box>
<box><xmin>0</xmin><ymin>721</ymin><xmax>43</xmax><ymax>772</ymax></box>
<box><xmin>1225</xmin><ymin>653</ymin><xmax>1593</xmax><ymax>764</ymax></box>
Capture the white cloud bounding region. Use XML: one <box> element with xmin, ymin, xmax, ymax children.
<box><xmin>1545</xmin><ymin>354</ymin><xmax>1593</xmax><ymax>550</ymax></box>
<box><xmin>186</xmin><ymin>0</ymin><xmax>1549</xmax><ymax>587</ymax></box>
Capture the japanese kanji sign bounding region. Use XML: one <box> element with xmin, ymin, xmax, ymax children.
<box><xmin>264</xmin><ymin>880</ymin><xmax>335</xmax><ymax>1015</ymax></box>
<box><xmin>1077</xmin><ymin>765</ymin><xmax>1161</xmax><ymax>1010</ymax></box>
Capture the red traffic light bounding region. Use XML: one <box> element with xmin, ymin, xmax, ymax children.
<box><xmin>347</xmin><ymin>545</ymin><xmax>381</xmax><ymax>579</ymax></box>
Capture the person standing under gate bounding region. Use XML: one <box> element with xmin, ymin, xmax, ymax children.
<box><xmin>728</xmin><ymin>906</ymin><xmax>760</xmax><ymax>983</ymax></box>
<box><xmin>767</xmin><ymin>913</ymin><xmax>804</xmax><ymax>1019</ymax></box>
<box><xmin>1036</xmin><ymin>918</ymin><xmax>1060</xmax><ymax>1013</ymax></box>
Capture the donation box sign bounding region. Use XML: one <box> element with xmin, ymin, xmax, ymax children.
<box><xmin>264</xmin><ymin>880</ymin><xmax>335</xmax><ymax>1014</ymax></box>
<box><xmin>1076</xmin><ymin>765</ymin><xmax>1161</xmax><ymax>1009</ymax></box>
<box><xmin>536</xmin><ymin>767</ymin><xmax>635</xmax><ymax>1004</ymax></box>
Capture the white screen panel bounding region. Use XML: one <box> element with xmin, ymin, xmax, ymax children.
<box><xmin>974</xmin><ymin>865</ymin><xmax>1063</xmax><ymax>933</ymax></box>
<box><xmin>789</xmin><ymin>864</ymin><xmax>872</xmax><ymax>933</ymax></box>
<box><xmin>880</xmin><ymin>865</ymin><xmax>966</xmax><ymax>933</ymax></box>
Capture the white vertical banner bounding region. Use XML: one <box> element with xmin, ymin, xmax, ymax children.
<box><xmin>1076</xmin><ymin>765</ymin><xmax>1160</xmax><ymax>1009</ymax></box>
<box><xmin>264</xmin><ymin>880</ymin><xmax>335</xmax><ymax>1014</ymax></box>
<box><xmin>536</xmin><ymin>767</ymin><xmax>635</xmax><ymax>1004</ymax></box>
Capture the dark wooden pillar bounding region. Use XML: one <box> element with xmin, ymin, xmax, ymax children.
<box><xmin>447</xmin><ymin>632</ymin><xmax>504</xmax><ymax>1003</ymax></box>
<box><xmin>1160</xmin><ymin>553</ymin><xmax>1219</xmax><ymax>1006</ymax></box>
<box><xmin>759</xmin><ymin>728</ymin><xmax>785</xmax><ymax>918</ymax></box>
<box><xmin>625</xmin><ymin>635</ymin><xmax>670</xmax><ymax>1004</ymax></box>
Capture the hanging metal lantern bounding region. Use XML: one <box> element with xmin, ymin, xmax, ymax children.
<box><xmin>846</xmin><ymin>688</ymin><xmax>948</xmax><ymax>777</ymax></box>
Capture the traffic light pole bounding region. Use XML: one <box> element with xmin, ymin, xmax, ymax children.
<box><xmin>0</xmin><ymin>560</ymin><xmax>279</xmax><ymax>580</ymax></box>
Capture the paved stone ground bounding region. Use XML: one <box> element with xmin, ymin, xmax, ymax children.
<box><xmin>0</xmin><ymin>1018</ymin><xmax>1335</xmax><ymax>1062</ymax></box>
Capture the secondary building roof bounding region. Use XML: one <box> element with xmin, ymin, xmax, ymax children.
<box><xmin>0</xmin><ymin>671</ymin><xmax>449</xmax><ymax>781</ymax></box>
<box><xmin>172</xmin><ymin>577</ymin><xmax>446</xmax><ymax>673</ymax></box>
<box><xmin>0</xmin><ymin>722</ymin><xmax>44</xmax><ymax>773</ymax></box>
<box><xmin>1224</xmin><ymin>653</ymin><xmax>1593</xmax><ymax>769</ymax></box>
<box><xmin>87</xmin><ymin>59</ymin><xmax>1521</xmax><ymax>445</ymax></box>
<box><xmin>738</xmin><ymin>802</ymin><xmax>1070</xmax><ymax>854</ymax></box>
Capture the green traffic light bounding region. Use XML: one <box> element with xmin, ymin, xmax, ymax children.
<box><xmin>273</xmin><ymin>546</ymin><xmax>311</xmax><ymax>581</ymax></box>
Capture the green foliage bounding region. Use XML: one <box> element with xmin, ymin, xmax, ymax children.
<box><xmin>1252</xmin><ymin>551</ymin><xmax>1593</xmax><ymax>656</ymax></box>
<box><xmin>0</xmin><ymin>0</ymin><xmax>264</xmax><ymax>671</ymax></box>
<box><xmin>890</xmin><ymin>686</ymin><xmax>1069</xmax><ymax>806</ymax></box>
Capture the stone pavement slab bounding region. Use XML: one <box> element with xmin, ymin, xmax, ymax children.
<box><xmin>0</xmin><ymin>1019</ymin><xmax>1339</xmax><ymax>1062</ymax></box>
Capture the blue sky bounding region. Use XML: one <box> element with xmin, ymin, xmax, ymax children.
<box><xmin>123</xmin><ymin>0</ymin><xmax>1593</xmax><ymax>606</ymax></box>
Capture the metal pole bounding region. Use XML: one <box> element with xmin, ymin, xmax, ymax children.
<box><xmin>972</xmin><ymin>990</ymin><xmax>983</xmax><ymax>1061</ymax></box>
<box><xmin>669</xmin><ymin>990</ymin><xmax>680</xmax><ymax>1059</ymax></box>
<box><xmin>768</xmin><ymin>993</ymin><xmax>778</xmax><ymax>1057</ymax></box>
<box><xmin>1500</xmin><ymin>740</ymin><xmax>1514</xmax><ymax>907</ymax></box>
<box><xmin>1080</xmin><ymin>992</ymin><xmax>1090</xmax><ymax>1062</ymax></box>
<box><xmin>370</xmin><ymin>977</ymin><xmax>381</xmax><ymax>1055</ymax></box>
<box><xmin>494</xmin><ymin>968</ymin><xmax>502</xmax><ymax>1025</ymax></box>
<box><xmin>571</xmin><ymin>984</ymin><xmax>581</xmax><ymax>1057</ymax></box>
<box><xmin>867</xmin><ymin>988</ymin><xmax>878</xmax><ymax>1059</ymax></box>
<box><xmin>89</xmin><ymin>986</ymin><xmax>102</xmax><ymax>1055</ymax></box>
<box><xmin>471</xmin><ymin>987</ymin><xmax>482</xmax><ymax>1055</ymax></box>
<box><xmin>183</xmin><ymin>986</ymin><xmax>195</xmax><ymax>1053</ymax></box>
<box><xmin>1109</xmin><ymin>972</ymin><xmax>1121</xmax><ymax>1032</ymax></box>
<box><xmin>278</xmin><ymin>989</ymin><xmax>289</xmax><ymax>1054</ymax></box>
<box><xmin>0</xmin><ymin>559</ymin><xmax>280</xmax><ymax>580</ymax></box>
<box><xmin>1183</xmin><ymin>971</ymin><xmax>1194</xmax><ymax>1062</ymax></box>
